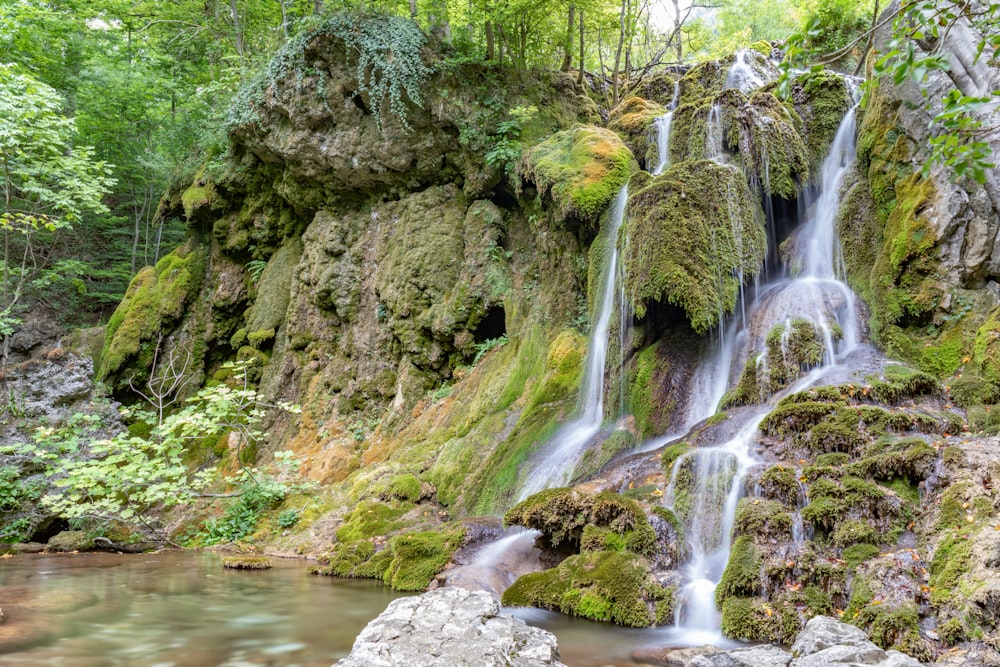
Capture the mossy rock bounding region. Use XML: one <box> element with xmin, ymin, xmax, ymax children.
<box><xmin>627</xmin><ymin>339</ymin><xmax>678</xmax><ymax>437</ymax></box>
<box><xmin>504</xmin><ymin>488</ymin><xmax>656</xmax><ymax>555</ymax></box>
<box><xmin>502</xmin><ymin>550</ymin><xmax>672</xmax><ymax>627</ymax></box>
<box><xmin>522</xmin><ymin>125</ymin><xmax>636</xmax><ymax>230</ymax></box>
<box><xmin>724</xmin><ymin>318</ymin><xmax>829</xmax><ymax>408</ymax></box>
<box><xmin>100</xmin><ymin>241</ymin><xmax>207</xmax><ymax>389</ymax></box>
<box><xmin>733</xmin><ymin>498</ymin><xmax>792</xmax><ymax>540</ymax></box>
<box><xmin>221</xmin><ymin>556</ymin><xmax>273</xmax><ymax>570</ymax></box>
<box><xmin>244</xmin><ymin>239</ymin><xmax>301</xmax><ymax>338</ymax></box>
<box><xmin>623</xmin><ymin>163</ymin><xmax>765</xmax><ymax>334</ymax></box>
<box><xmin>720</xmin><ymin>595</ymin><xmax>801</xmax><ymax>644</ymax></box>
<box><xmin>608</xmin><ymin>97</ymin><xmax>667</xmax><ymax>171</ymax></box>
<box><xmin>386</xmin><ymin>473</ymin><xmax>423</xmax><ymax>502</ymax></box>
<box><xmin>778</xmin><ymin>70</ymin><xmax>852</xmax><ymax>172</ymax></box>
<box><xmin>335</xmin><ymin>499</ymin><xmax>415</xmax><ymax>542</ymax></box>
<box><xmin>45</xmin><ymin>530</ymin><xmax>94</xmax><ymax>552</ymax></box>
<box><xmin>732</xmin><ymin>91</ymin><xmax>810</xmax><ymax>198</ymax></box>
<box><xmin>625</xmin><ymin>74</ymin><xmax>677</xmax><ymax>107</ymax></box>
<box><xmin>716</xmin><ymin>535</ymin><xmax>761</xmax><ymax>605</ymax></box>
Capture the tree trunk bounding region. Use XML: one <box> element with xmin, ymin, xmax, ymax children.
<box><xmin>612</xmin><ymin>0</ymin><xmax>627</xmax><ymax>107</ymax></box>
<box><xmin>561</xmin><ymin>5</ymin><xmax>575</xmax><ymax>72</ymax></box>
<box><xmin>410</xmin><ymin>0</ymin><xmax>418</xmax><ymax>20</ymax></box>
<box><xmin>486</xmin><ymin>20</ymin><xmax>495</xmax><ymax>60</ymax></box>
<box><xmin>313</xmin><ymin>0</ymin><xmax>323</xmax><ymax>14</ymax></box>
<box><xmin>672</xmin><ymin>0</ymin><xmax>683</xmax><ymax>62</ymax></box>
<box><xmin>229</xmin><ymin>0</ymin><xmax>245</xmax><ymax>67</ymax></box>
<box><xmin>577</xmin><ymin>8</ymin><xmax>585</xmax><ymax>85</ymax></box>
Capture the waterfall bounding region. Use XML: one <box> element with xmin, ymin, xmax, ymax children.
<box><xmin>660</xmin><ymin>106</ymin><xmax>862</xmax><ymax>641</ymax></box>
<box><xmin>516</xmin><ymin>186</ymin><xmax>629</xmax><ymax>501</ymax></box>
<box><xmin>705</xmin><ymin>104</ymin><xmax>724</xmax><ymax>162</ymax></box>
<box><xmin>652</xmin><ymin>82</ymin><xmax>680</xmax><ymax>176</ymax></box>
<box><xmin>725</xmin><ymin>48</ymin><xmax>765</xmax><ymax>94</ymax></box>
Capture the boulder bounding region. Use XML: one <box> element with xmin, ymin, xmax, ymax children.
<box><xmin>336</xmin><ymin>587</ymin><xmax>565</xmax><ymax>667</ymax></box>
<box><xmin>789</xmin><ymin>616</ymin><xmax>921</xmax><ymax>667</ymax></box>
<box><xmin>687</xmin><ymin>644</ymin><xmax>791</xmax><ymax>667</ymax></box>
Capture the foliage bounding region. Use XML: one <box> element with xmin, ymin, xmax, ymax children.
<box><xmin>780</xmin><ymin>0</ymin><xmax>999</xmax><ymax>183</ymax></box>
<box><xmin>228</xmin><ymin>13</ymin><xmax>430</xmax><ymax>133</ymax></box>
<box><xmin>2</xmin><ymin>362</ymin><xmax>299</xmax><ymax>536</ymax></box>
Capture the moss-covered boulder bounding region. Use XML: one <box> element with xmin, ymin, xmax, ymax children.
<box><xmin>314</xmin><ymin>524</ymin><xmax>465</xmax><ymax>591</ymax></box>
<box><xmin>501</xmin><ymin>549</ymin><xmax>673</xmax><ymax>627</ymax></box>
<box><xmin>504</xmin><ymin>488</ymin><xmax>656</xmax><ymax>555</ymax></box>
<box><xmin>723</xmin><ymin>318</ymin><xmax>831</xmax><ymax>408</ymax></box>
<box><xmin>608</xmin><ymin>97</ymin><xmax>667</xmax><ymax>171</ymax></box>
<box><xmin>521</xmin><ymin>125</ymin><xmax>636</xmax><ymax>230</ymax></box>
<box><xmin>623</xmin><ymin>163</ymin><xmax>765</xmax><ymax>333</ymax></box>
<box><xmin>100</xmin><ymin>240</ymin><xmax>207</xmax><ymax>389</ymax></box>
<box><xmin>779</xmin><ymin>70</ymin><xmax>852</xmax><ymax>171</ymax></box>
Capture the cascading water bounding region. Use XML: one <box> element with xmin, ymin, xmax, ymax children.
<box><xmin>725</xmin><ymin>48</ymin><xmax>765</xmax><ymax>94</ymax></box>
<box><xmin>660</xmin><ymin>101</ymin><xmax>863</xmax><ymax>642</ymax></box>
<box><xmin>652</xmin><ymin>82</ymin><xmax>680</xmax><ymax>176</ymax></box>
<box><xmin>516</xmin><ymin>186</ymin><xmax>629</xmax><ymax>501</ymax></box>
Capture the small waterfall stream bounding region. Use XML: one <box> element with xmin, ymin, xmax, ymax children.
<box><xmin>516</xmin><ymin>185</ymin><xmax>629</xmax><ymax>501</ymax></box>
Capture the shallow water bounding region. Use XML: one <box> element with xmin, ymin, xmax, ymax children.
<box><xmin>0</xmin><ymin>551</ymin><xmax>663</xmax><ymax>667</ymax></box>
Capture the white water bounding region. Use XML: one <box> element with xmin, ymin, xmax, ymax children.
<box><xmin>705</xmin><ymin>104</ymin><xmax>725</xmax><ymax>162</ymax></box>
<box><xmin>652</xmin><ymin>82</ymin><xmax>681</xmax><ymax>176</ymax></box>
<box><xmin>725</xmin><ymin>48</ymin><xmax>765</xmax><ymax>94</ymax></box>
<box><xmin>661</xmin><ymin>103</ymin><xmax>863</xmax><ymax>640</ymax></box>
<box><xmin>516</xmin><ymin>186</ymin><xmax>629</xmax><ymax>501</ymax></box>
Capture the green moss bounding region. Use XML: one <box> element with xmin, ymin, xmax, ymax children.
<box><xmin>623</xmin><ymin>162</ymin><xmax>765</xmax><ymax>333</ymax></box>
<box><xmin>581</xmin><ymin>524</ymin><xmax>627</xmax><ymax>552</ymax></box>
<box><xmin>716</xmin><ymin>536</ymin><xmax>761</xmax><ymax>606</ymax></box>
<box><xmin>930</xmin><ymin>534</ymin><xmax>973</xmax><ymax>606</ymax></box>
<box><xmin>725</xmin><ymin>318</ymin><xmax>828</xmax><ymax>407</ymax></box>
<box><xmin>505</xmin><ymin>488</ymin><xmax>656</xmax><ymax>556</ymax></box>
<box><xmin>628</xmin><ymin>340</ymin><xmax>675</xmax><ymax>437</ymax></box>
<box><xmin>100</xmin><ymin>242</ymin><xmax>207</xmax><ymax>389</ymax></box>
<box><xmin>522</xmin><ymin>125</ymin><xmax>636</xmax><ymax>228</ymax></box>
<box><xmin>335</xmin><ymin>499</ymin><xmax>414</xmax><ymax>542</ymax></box>
<box><xmin>383</xmin><ymin>526</ymin><xmax>465</xmax><ymax>590</ymax></box>
<box><xmin>949</xmin><ymin>372</ymin><xmax>1000</xmax><ymax>407</ymax></box>
<box><xmin>502</xmin><ymin>550</ymin><xmax>671</xmax><ymax>627</ymax></box>
<box><xmin>832</xmin><ymin>519</ymin><xmax>878</xmax><ymax>547</ymax></box>
<box><xmin>387</xmin><ymin>473</ymin><xmax>423</xmax><ymax>502</ymax></box>
<box><xmin>853</xmin><ymin>600</ymin><xmax>932</xmax><ymax>661</ymax></box>
<box><xmin>736</xmin><ymin>91</ymin><xmax>810</xmax><ymax>198</ymax></box>
<box><xmin>660</xmin><ymin>442</ymin><xmax>689</xmax><ymax>473</ymax></box>
<box><xmin>781</xmin><ymin>70</ymin><xmax>851</xmax><ymax>171</ymax></box>
<box><xmin>608</xmin><ymin>97</ymin><xmax>667</xmax><ymax>170</ymax></box>
<box><xmin>757</xmin><ymin>465</ymin><xmax>800</xmax><ymax>506</ymax></box>
<box><xmin>720</xmin><ymin>595</ymin><xmax>801</xmax><ymax>644</ymax></box>
<box><xmin>973</xmin><ymin>306</ymin><xmax>1000</xmax><ymax>383</ymax></box>
<box><xmin>733</xmin><ymin>498</ymin><xmax>792</xmax><ymax>540</ymax></box>
<box><xmin>575</xmin><ymin>429</ymin><xmax>637</xmax><ymax>480</ymax></box>
<box><xmin>246</xmin><ymin>328</ymin><xmax>275</xmax><ymax>348</ymax></box>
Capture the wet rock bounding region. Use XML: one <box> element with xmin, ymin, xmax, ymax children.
<box><xmin>789</xmin><ymin>616</ymin><xmax>921</xmax><ymax>667</ymax></box>
<box><xmin>630</xmin><ymin>644</ymin><xmax>721</xmax><ymax>667</ymax></box>
<box><xmin>45</xmin><ymin>530</ymin><xmax>93</xmax><ymax>552</ymax></box>
<box><xmin>687</xmin><ymin>644</ymin><xmax>791</xmax><ymax>667</ymax></box>
<box><xmin>336</xmin><ymin>587</ymin><xmax>565</xmax><ymax>667</ymax></box>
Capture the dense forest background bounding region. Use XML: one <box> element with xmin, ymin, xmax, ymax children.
<box><xmin>0</xmin><ymin>0</ymin><xmax>876</xmax><ymax>335</ymax></box>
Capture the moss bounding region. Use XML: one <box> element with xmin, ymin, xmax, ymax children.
<box><xmin>608</xmin><ymin>97</ymin><xmax>667</xmax><ymax>170</ymax></box>
<box><xmin>716</xmin><ymin>536</ymin><xmax>761</xmax><ymax>606</ymax></box>
<box><xmin>628</xmin><ymin>340</ymin><xmax>675</xmax><ymax>437</ymax></box>
<box><xmin>383</xmin><ymin>526</ymin><xmax>465</xmax><ymax>590</ymax></box>
<box><xmin>623</xmin><ymin>162</ymin><xmax>766</xmax><ymax>333</ymax></box>
<box><xmin>660</xmin><ymin>442</ymin><xmax>689</xmax><ymax>473</ymax></box>
<box><xmin>725</xmin><ymin>318</ymin><xmax>828</xmax><ymax>407</ymax></box>
<box><xmin>100</xmin><ymin>242</ymin><xmax>207</xmax><ymax>389</ymax></box>
<box><xmin>221</xmin><ymin>556</ymin><xmax>272</xmax><ymax>570</ymax></box>
<box><xmin>938</xmin><ymin>616</ymin><xmax>968</xmax><ymax>644</ymax></box>
<box><xmin>720</xmin><ymin>596</ymin><xmax>801</xmax><ymax>644</ymax></box>
<box><xmin>735</xmin><ymin>91</ymin><xmax>810</xmax><ymax>198</ymax></box>
<box><xmin>522</xmin><ymin>125</ymin><xmax>637</xmax><ymax>228</ymax></box>
<box><xmin>733</xmin><ymin>498</ymin><xmax>792</xmax><ymax>540</ymax></box>
<box><xmin>505</xmin><ymin>488</ymin><xmax>656</xmax><ymax>555</ymax></box>
<box><xmin>575</xmin><ymin>429</ymin><xmax>637</xmax><ymax>480</ymax></box>
<box><xmin>319</xmin><ymin>539</ymin><xmax>376</xmax><ymax>576</ymax></box>
<box><xmin>780</xmin><ymin>70</ymin><xmax>852</xmax><ymax>171</ymax></box>
<box><xmin>929</xmin><ymin>533</ymin><xmax>973</xmax><ymax>606</ymax></box>
<box><xmin>581</xmin><ymin>524</ymin><xmax>627</xmax><ymax>552</ymax></box>
<box><xmin>246</xmin><ymin>328</ymin><xmax>275</xmax><ymax>348</ymax></box>
<box><xmin>832</xmin><ymin>519</ymin><xmax>878</xmax><ymax>547</ymax></box>
<box><xmin>854</xmin><ymin>601</ymin><xmax>932</xmax><ymax>661</ymax></box>
<box><xmin>757</xmin><ymin>465</ymin><xmax>800</xmax><ymax>505</ymax></box>
<box><xmin>502</xmin><ymin>550</ymin><xmax>671</xmax><ymax>627</ymax></box>
<box><xmin>973</xmin><ymin>306</ymin><xmax>1000</xmax><ymax>383</ymax></box>
<box><xmin>845</xmin><ymin>438</ymin><xmax>936</xmax><ymax>482</ymax></box>
<box><xmin>949</xmin><ymin>372</ymin><xmax>1000</xmax><ymax>407</ymax></box>
<box><xmin>386</xmin><ymin>473</ymin><xmax>423</xmax><ymax>502</ymax></box>
<box><xmin>335</xmin><ymin>499</ymin><xmax>414</xmax><ymax>542</ymax></box>
<box><xmin>842</xmin><ymin>544</ymin><xmax>880</xmax><ymax>570</ymax></box>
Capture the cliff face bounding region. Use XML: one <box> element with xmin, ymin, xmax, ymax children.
<box><xmin>98</xmin><ymin>18</ymin><xmax>616</xmax><ymax>517</ymax></box>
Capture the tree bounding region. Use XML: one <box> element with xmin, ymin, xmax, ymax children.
<box><xmin>0</xmin><ymin>64</ymin><xmax>114</xmax><ymax>353</ymax></box>
<box><xmin>782</xmin><ymin>0</ymin><xmax>1000</xmax><ymax>184</ymax></box>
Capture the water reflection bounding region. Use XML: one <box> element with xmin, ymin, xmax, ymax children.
<box><xmin>0</xmin><ymin>551</ymin><xmax>688</xmax><ymax>666</ymax></box>
<box><xmin>0</xmin><ymin>551</ymin><xmax>408</xmax><ymax>667</ymax></box>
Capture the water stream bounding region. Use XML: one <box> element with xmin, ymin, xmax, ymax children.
<box><xmin>516</xmin><ymin>185</ymin><xmax>629</xmax><ymax>501</ymax></box>
<box><xmin>660</xmin><ymin>100</ymin><xmax>862</xmax><ymax>642</ymax></box>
